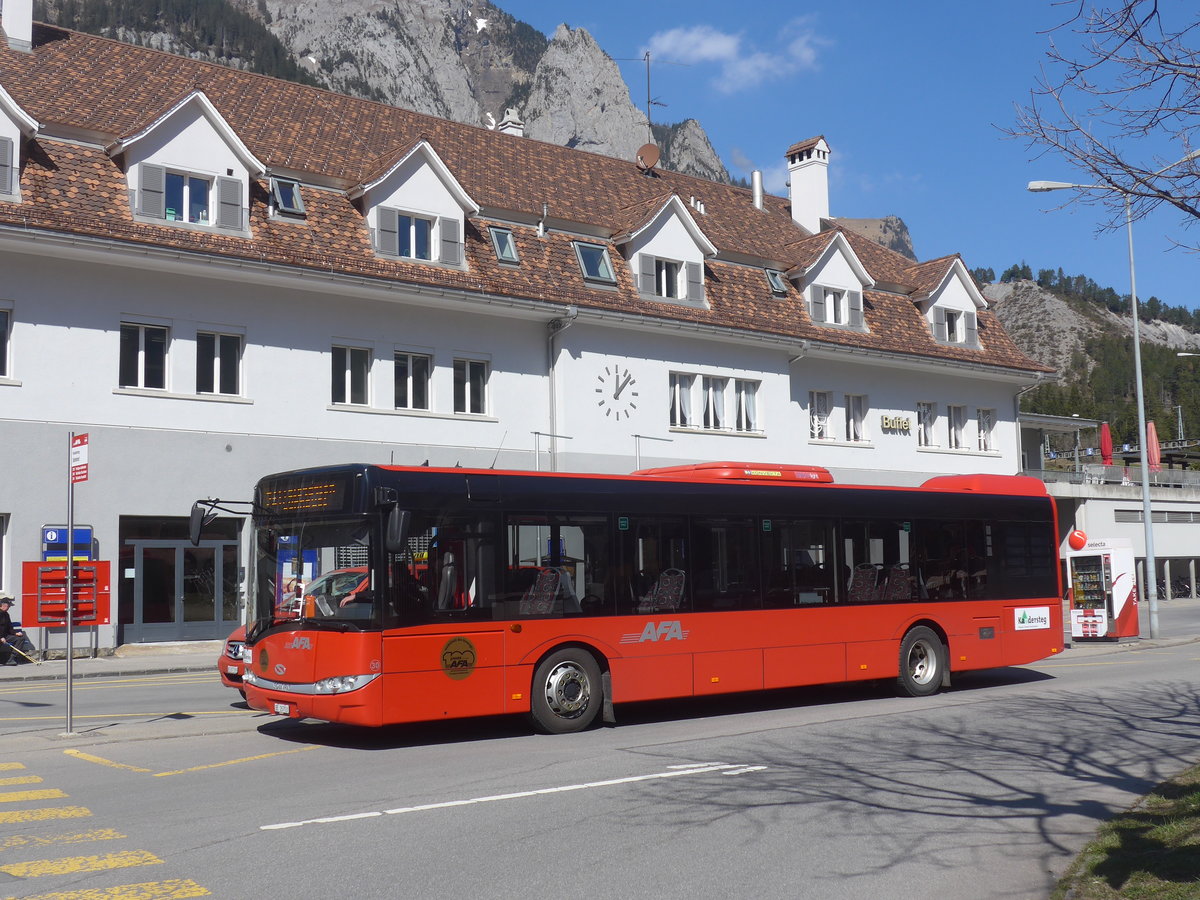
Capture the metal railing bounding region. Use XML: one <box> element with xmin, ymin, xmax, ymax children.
<box><xmin>1027</xmin><ymin>464</ymin><xmax>1200</xmax><ymax>488</ymax></box>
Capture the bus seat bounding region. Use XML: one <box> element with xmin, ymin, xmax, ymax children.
<box><xmin>436</xmin><ymin>553</ymin><xmax>457</xmax><ymax>610</ymax></box>
<box><xmin>847</xmin><ymin>564</ymin><xmax>880</xmax><ymax>602</ymax></box>
<box><xmin>520</xmin><ymin>567</ymin><xmax>560</xmax><ymax>615</ymax></box>
<box><xmin>556</xmin><ymin>567</ymin><xmax>581</xmax><ymax>614</ymax></box>
<box><xmin>881</xmin><ymin>564</ymin><xmax>915</xmax><ymax>602</ymax></box>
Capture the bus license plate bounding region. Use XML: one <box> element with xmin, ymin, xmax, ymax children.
<box><xmin>273</xmin><ymin>702</ymin><xmax>291</xmax><ymax>716</ymax></box>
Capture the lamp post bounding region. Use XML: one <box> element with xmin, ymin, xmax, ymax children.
<box><xmin>1027</xmin><ymin>181</ymin><xmax>1162</xmax><ymax>638</ymax></box>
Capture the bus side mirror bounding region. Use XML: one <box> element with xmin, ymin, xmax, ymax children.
<box><xmin>386</xmin><ymin>508</ymin><xmax>411</xmax><ymax>554</ymax></box>
<box><xmin>189</xmin><ymin>502</ymin><xmax>215</xmax><ymax>546</ymax></box>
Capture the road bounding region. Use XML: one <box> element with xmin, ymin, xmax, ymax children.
<box><xmin>0</xmin><ymin>624</ymin><xmax>1197</xmax><ymax>899</ymax></box>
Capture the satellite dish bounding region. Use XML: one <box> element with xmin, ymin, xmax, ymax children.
<box><xmin>636</xmin><ymin>143</ymin><xmax>660</xmax><ymax>170</ymax></box>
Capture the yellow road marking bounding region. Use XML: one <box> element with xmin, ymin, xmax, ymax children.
<box><xmin>0</xmin><ymin>849</ymin><xmax>162</xmax><ymax>878</ymax></box>
<box><xmin>0</xmin><ymin>807</ymin><xmax>91</xmax><ymax>825</ymax></box>
<box><xmin>2</xmin><ymin>878</ymin><xmax>210</xmax><ymax>899</ymax></box>
<box><xmin>0</xmin><ymin>711</ymin><xmax>251</xmax><ymax>723</ymax></box>
<box><xmin>0</xmin><ymin>828</ymin><xmax>124</xmax><ymax>851</ymax></box>
<box><xmin>0</xmin><ymin>789</ymin><xmax>67</xmax><ymax>804</ymax></box>
<box><xmin>0</xmin><ymin>775</ymin><xmax>41</xmax><ymax>786</ymax></box>
<box><xmin>154</xmin><ymin>745</ymin><xmax>318</xmax><ymax>777</ymax></box>
<box><xmin>0</xmin><ymin>763</ymin><xmax>25</xmax><ymax>771</ymax></box>
<box><xmin>64</xmin><ymin>750</ymin><xmax>152</xmax><ymax>773</ymax></box>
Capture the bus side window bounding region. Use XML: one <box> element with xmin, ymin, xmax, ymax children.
<box><xmin>620</xmin><ymin>517</ymin><xmax>688</xmax><ymax>615</ymax></box>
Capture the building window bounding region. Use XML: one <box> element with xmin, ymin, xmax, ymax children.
<box><xmin>846</xmin><ymin>394</ymin><xmax>868</xmax><ymax>442</ymax></box>
<box><xmin>0</xmin><ymin>136</ymin><xmax>14</xmax><ymax>197</ymax></box>
<box><xmin>669</xmin><ymin>373</ymin><xmax>693</xmax><ymax>427</ymax></box>
<box><xmin>490</xmin><ymin>227</ymin><xmax>519</xmax><ymax>263</ymax></box>
<box><xmin>811</xmin><ymin>287</ymin><xmax>863</xmax><ymax>328</ymax></box>
<box><xmin>809</xmin><ymin>390</ymin><xmax>831</xmax><ymax>440</ymax></box>
<box><xmin>917</xmin><ymin>401</ymin><xmax>936</xmax><ymax>447</ymax></box>
<box><xmin>978</xmin><ymin>408</ymin><xmax>995</xmax><ymax>451</ymax></box>
<box><xmin>376</xmin><ymin>208</ymin><xmax>433</xmax><ymax>260</ymax></box>
<box><xmin>332</xmin><ymin>345</ymin><xmax>370</xmax><ymax>405</ymax></box>
<box><xmin>765</xmin><ymin>270</ymin><xmax>788</xmax><ymax>295</ymax></box>
<box><xmin>656</xmin><ymin>259</ymin><xmax>681</xmax><ymax>298</ymax></box>
<box><xmin>0</xmin><ymin>309</ymin><xmax>9</xmax><ymax>377</ymax></box>
<box><xmin>165</xmin><ymin>172</ymin><xmax>211</xmax><ymax>224</ymax></box>
<box><xmin>701</xmin><ymin>376</ymin><xmax>726</xmax><ymax>429</ymax></box>
<box><xmin>119</xmin><ymin>323</ymin><xmax>168</xmax><ymax>389</ymax></box>
<box><xmin>734</xmin><ymin>380</ymin><xmax>759</xmax><ymax>432</ymax></box>
<box><xmin>394</xmin><ymin>352</ymin><xmax>432</xmax><ymax>410</ymax></box>
<box><xmin>453</xmin><ymin>358</ymin><xmax>488</xmax><ymax>414</ymax></box>
<box><xmin>932</xmin><ymin>307</ymin><xmax>978</xmax><ymax>345</ymax></box>
<box><xmin>826</xmin><ymin>289</ymin><xmax>845</xmax><ymax>325</ymax></box>
<box><xmin>270</xmin><ymin>177</ymin><xmax>305</xmax><ymax>216</ymax></box>
<box><xmin>196</xmin><ymin>332</ymin><xmax>241</xmax><ymax>396</ymax></box>
<box><xmin>574</xmin><ymin>242</ymin><xmax>616</xmax><ymax>284</ymax></box>
<box><xmin>948</xmin><ymin>404</ymin><xmax>967</xmax><ymax>449</ymax></box>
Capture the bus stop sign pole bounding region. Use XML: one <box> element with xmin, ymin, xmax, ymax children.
<box><xmin>65</xmin><ymin>431</ymin><xmax>89</xmax><ymax>735</ymax></box>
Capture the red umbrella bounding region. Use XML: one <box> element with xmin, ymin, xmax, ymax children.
<box><xmin>1146</xmin><ymin>421</ymin><xmax>1161</xmax><ymax>472</ymax></box>
<box><xmin>1099</xmin><ymin>422</ymin><xmax>1113</xmax><ymax>465</ymax></box>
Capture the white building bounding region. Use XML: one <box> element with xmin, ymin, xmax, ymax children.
<box><xmin>1</xmin><ymin>11</ymin><xmax>1056</xmax><ymax>649</ymax></box>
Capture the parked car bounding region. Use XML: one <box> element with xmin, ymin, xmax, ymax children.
<box><xmin>218</xmin><ymin>625</ymin><xmax>247</xmax><ymax>699</ymax></box>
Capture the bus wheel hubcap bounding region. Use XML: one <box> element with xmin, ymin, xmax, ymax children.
<box><xmin>909</xmin><ymin>641</ymin><xmax>935</xmax><ymax>684</ymax></box>
<box><xmin>544</xmin><ymin>662</ymin><xmax>590</xmax><ymax>718</ymax></box>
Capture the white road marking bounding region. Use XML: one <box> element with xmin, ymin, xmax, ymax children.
<box><xmin>261</xmin><ymin>762</ymin><xmax>763</xmax><ymax>831</ymax></box>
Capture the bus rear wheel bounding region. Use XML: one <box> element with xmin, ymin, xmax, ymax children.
<box><xmin>897</xmin><ymin>626</ymin><xmax>945</xmax><ymax>697</ymax></box>
<box><xmin>530</xmin><ymin>649</ymin><xmax>602</xmax><ymax>734</ymax></box>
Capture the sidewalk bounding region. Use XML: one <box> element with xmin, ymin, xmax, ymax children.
<box><xmin>2</xmin><ymin>629</ymin><xmax>1196</xmax><ymax>684</ymax></box>
<box><xmin>0</xmin><ymin>640</ymin><xmax>222</xmax><ymax>682</ymax></box>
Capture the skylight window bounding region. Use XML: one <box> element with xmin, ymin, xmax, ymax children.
<box><xmin>574</xmin><ymin>242</ymin><xmax>616</xmax><ymax>284</ymax></box>
<box><xmin>766</xmin><ymin>269</ymin><xmax>788</xmax><ymax>294</ymax></box>
<box><xmin>271</xmin><ymin>177</ymin><xmax>305</xmax><ymax>216</ymax></box>
<box><xmin>490</xmin><ymin>226</ymin><xmax>519</xmax><ymax>263</ymax></box>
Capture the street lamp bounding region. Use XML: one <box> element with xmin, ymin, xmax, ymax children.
<box><xmin>1027</xmin><ymin>179</ymin><xmax>1164</xmax><ymax>638</ymax></box>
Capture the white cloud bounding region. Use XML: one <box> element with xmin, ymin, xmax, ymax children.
<box><xmin>643</xmin><ymin>18</ymin><xmax>828</xmax><ymax>95</ymax></box>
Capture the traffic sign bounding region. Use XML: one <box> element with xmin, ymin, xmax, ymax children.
<box><xmin>70</xmin><ymin>433</ymin><xmax>89</xmax><ymax>483</ymax></box>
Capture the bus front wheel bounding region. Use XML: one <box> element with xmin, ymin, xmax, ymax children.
<box><xmin>530</xmin><ymin>649</ymin><xmax>603</xmax><ymax>734</ymax></box>
<box><xmin>897</xmin><ymin>626</ymin><xmax>945</xmax><ymax>697</ymax></box>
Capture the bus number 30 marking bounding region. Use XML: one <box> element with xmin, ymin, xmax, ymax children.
<box><xmin>620</xmin><ymin>621</ymin><xmax>689</xmax><ymax>644</ymax></box>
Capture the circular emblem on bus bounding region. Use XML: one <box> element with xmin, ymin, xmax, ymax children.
<box><xmin>441</xmin><ymin>637</ymin><xmax>477</xmax><ymax>681</ymax></box>
<box><xmin>258</xmin><ymin>647</ymin><xmax>269</xmax><ymax>672</ymax></box>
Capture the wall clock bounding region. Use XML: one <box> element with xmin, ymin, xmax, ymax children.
<box><xmin>595</xmin><ymin>363</ymin><xmax>638</xmax><ymax>420</ymax></box>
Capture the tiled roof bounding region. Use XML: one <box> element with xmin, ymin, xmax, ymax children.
<box><xmin>0</xmin><ymin>24</ymin><xmax>1051</xmax><ymax>375</ymax></box>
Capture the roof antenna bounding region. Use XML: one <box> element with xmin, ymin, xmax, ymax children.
<box><xmin>490</xmin><ymin>430</ymin><xmax>508</xmax><ymax>469</ymax></box>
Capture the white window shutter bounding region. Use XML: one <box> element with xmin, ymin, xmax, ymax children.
<box><xmin>964</xmin><ymin>311</ymin><xmax>978</xmax><ymax>346</ymax></box>
<box><xmin>0</xmin><ymin>137</ymin><xmax>12</xmax><ymax>195</ymax></box>
<box><xmin>686</xmin><ymin>261</ymin><xmax>704</xmax><ymax>301</ymax></box>
<box><xmin>216</xmin><ymin>176</ymin><xmax>242</xmax><ymax>230</ymax></box>
<box><xmin>377</xmin><ymin>207</ymin><xmax>399</xmax><ymax>256</ymax></box>
<box><xmin>848</xmin><ymin>291</ymin><xmax>864</xmax><ymax>328</ymax></box>
<box><xmin>139</xmin><ymin>163</ymin><xmax>165</xmax><ymax>218</ymax></box>
<box><xmin>932</xmin><ymin>306</ymin><xmax>947</xmax><ymax>342</ymax></box>
<box><xmin>439</xmin><ymin>217</ymin><xmax>462</xmax><ymax>265</ymax></box>
<box><xmin>639</xmin><ymin>254</ymin><xmax>656</xmax><ymax>294</ymax></box>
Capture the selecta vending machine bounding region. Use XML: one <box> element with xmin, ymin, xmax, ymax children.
<box><xmin>1065</xmin><ymin>536</ymin><xmax>1139</xmax><ymax>641</ymax></box>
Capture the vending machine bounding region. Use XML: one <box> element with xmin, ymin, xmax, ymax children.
<box><xmin>1065</xmin><ymin>537</ymin><xmax>1138</xmax><ymax>640</ymax></box>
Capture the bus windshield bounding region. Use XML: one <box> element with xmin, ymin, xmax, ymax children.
<box><xmin>253</xmin><ymin>518</ymin><xmax>377</xmax><ymax>630</ymax></box>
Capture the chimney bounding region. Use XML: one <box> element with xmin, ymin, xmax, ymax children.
<box><xmin>2</xmin><ymin>0</ymin><xmax>33</xmax><ymax>52</ymax></box>
<box><xmin>785</xmin><ymin>136</ymin><xmax>830</xmax><ymax>233</ymax></box>
<box><xmin>751</xmin><ymin>170</ymin><xmax>764</xmax><ymax>210</ymax></box>
<box><xmin>496</xmin><ymin>107</ymin><xmax>524</xmax><ymax>138</ymax></box>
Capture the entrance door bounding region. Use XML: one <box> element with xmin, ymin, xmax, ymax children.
<box><xmin>118</xmin><ymin>516</ymin><xmax>241</xmax><ymax>643</ymax></box>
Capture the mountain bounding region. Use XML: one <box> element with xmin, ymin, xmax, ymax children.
<box><xmin>33</xmin><ymin>0</ymin><xmax>730</xmax><ymax>181</ymax></box>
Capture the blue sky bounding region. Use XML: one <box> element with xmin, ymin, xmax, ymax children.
<box><xmin>499</xmin><ymin>0</ymin><xmax>1199</xmax><ymax>310</ymax></box>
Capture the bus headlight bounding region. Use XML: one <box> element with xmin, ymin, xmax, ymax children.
<box><xmin>314</xmin><ymin>674</ymin><xmax>377</xmax><ymax>694</ymax></box>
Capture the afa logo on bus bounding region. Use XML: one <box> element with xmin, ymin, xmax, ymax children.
<box><xmin>620</xmin><ymin>620</ymin><xmax>690</xmax><ymax>644</ymax></box>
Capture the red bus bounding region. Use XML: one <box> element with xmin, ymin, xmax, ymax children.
<box><xmin>217</xmin><ymin>462</ymin><xmax>1063</xmax><ymax>734</ymax></box>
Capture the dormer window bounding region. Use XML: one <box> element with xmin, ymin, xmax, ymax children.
<box><xmin>271</xmin><ymin>177</ymin><xmax>305</xmax><ymax>216</ymax></box>
<box><xmin>932</xmin><ymin>307</ymin><xmax>978</xmax><ymax>346</ymax></box>
<box><xmin>375</xmin><ymin>208</ymin><xmax>463</xmax><ymax>266</ymax></box>
<box><xmin>490</xmin><ymin>226</ymin><xmax>519</xmax><ymax>263</ymax></box>
<box><xmin>637</xmin><ymin>254</ymin><xmax>704</xmax><ymax>302</ymax></box>
<box><xmin>765</xmin><ymin>269</ymin><xmax>788</xmax><ymax>295</ymax></box>
<box><xmin>810</xmin><ymin>287</ymin><xmax>864</xmax><ymax>329</ymax></box>
<box><xmin>138</xmin><ymin>164</ymin><xmax>245</xmax><ymax>231</ymax></box>
<box><xmin>574</xmin><ymin>242</ymin><xmax>616</xmax><ymax>284</ymax></box>
<box><xmin>166</xmin><ymin>172</ymin><xmax>210</xmax><ymax>224</ymax></box>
